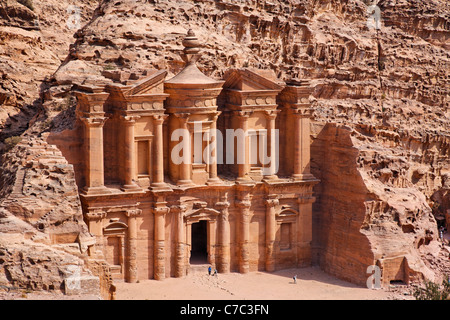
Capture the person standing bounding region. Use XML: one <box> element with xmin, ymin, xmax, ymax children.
<box><xmin>293</xmin><ymin>275</ymin><xmax>297</xmax><ymax>284</ymax></box>
<box><xmin>208</xmin><ymin>266</ymin><xmax>212</xmax><ymax>276</ymax></box>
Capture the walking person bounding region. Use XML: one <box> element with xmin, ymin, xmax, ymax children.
<box><xmin>293</xmin><ymin>275</ymin><xmax>297</xmax><ymax>284</ymax></box>
<box><xmin>208</xmin><ymin>266</ymin><xmax>212</xmax><ymax>276</ymax></box>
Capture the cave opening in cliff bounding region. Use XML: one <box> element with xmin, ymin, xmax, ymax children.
<box><xmin>190</xmin><ymin>220</ymin><xmax>208</xmax><ymax>264</ymax></box>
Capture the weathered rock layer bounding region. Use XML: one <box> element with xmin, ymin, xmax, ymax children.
<box><xmin>0</xmin><ymin>0</ymin><xmax>448</xmax><ymax>291</ymax></box>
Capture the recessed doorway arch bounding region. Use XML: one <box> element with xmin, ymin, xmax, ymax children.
<box><xmin>185</xmin><ymin>207</ymin><xmax>220</xmax><ymax>267</ymax></box>
<box><xmin>190</xmin><ymin>220</ymin><xmax>208</xmax><ymax>264</ymax></box>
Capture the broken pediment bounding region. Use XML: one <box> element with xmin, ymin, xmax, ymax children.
<box><xmin>185</xmin><ymin>207</ymin><xmax>220</xmax><ymax>223</ymax></box>
<box><xmin>222</xmin><ymin>68</ymin><xmax>285</xmax><ymax>92</ymax></box>
<box><xmin>123</xmin><ymin>69</ymin><xmax>168</xmax><ymax>97</ymax></box>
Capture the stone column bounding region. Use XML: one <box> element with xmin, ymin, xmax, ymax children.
<box><xmin>263</xmin><ymin>110</ymin><xmax>279</xmax><ymax>180</ymax></box>
<box><xmin>297</xmin><ymin>196</ymin><xmax>314</xmax><ymax>267</ymax></box>
<box><xmin>206</xmin><ymin>112</ymin><xmax>222</xmax><ymax>185</ymax></box>
<box><xmin>153</xmin><ymin>204</ymin><xmax>169</xmax><ymax>280</ymax></box>
<box><xmin>292</xmin><ymin>108</ymin><xmax>314</xmax><ymax>180</ymax></box>
<box><xmin>236</xmin><ymin>195</ymin><xmax>252</xmax><ymax>273</ymax></box>
<box><xmin>121</xmin><ymin>115</ymin><xmax>141</xmax><ymax>191</ymax></box>
<box><xmin>126</xmin><ymin>208</ymin><xmax>142</xmax><ymax>283</ymax></box>
<box><xmin>235</xmin><ymin>111</ymin><xmax>251</xmax><ymax>182</ymax></box>
<box><xmin>151</xmin><ymin>114</ymin><xmax>169</xmax><ymax>190</ymax></box>
<box><xmin>265</xmin><ymin>195</ymin><xmax>279</xmax><ymax>272</ymax></box>
<box><xmin>174</xmin><ymin>113</ymin><xmax>194</xmax><ymax>186</ymax></box>
<box><xmin>84</xmin><ymin>210</ymin><xmax>106</xmax><ymax>258</ymax></box>
<box><xmin>81</xmin><ymin>116</ymin><xmax>108</xmax><ymax>195</ymax></box>
<box><xmin>216</xmin><ymin>197</ymin><xmax>231</xmax><ymax>273</ymax></box>
<box><xmin>172</xmin><ymin>204</ymin><xmax>187</xmax><ymax>278</ymax></box>
<box><xmin>208</xmin><ymin>219</ymin><xmax>217</xmax><ymax>268</ymax></box>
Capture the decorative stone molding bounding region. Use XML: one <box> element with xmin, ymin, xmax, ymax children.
<box><xmin>125</xmin><ymin>208</ymin><xmax>142</xmax><ymax>218</ymax></box>
<box><xmin>170</xmin><ymin>204</ymin><xmax>188</xmax><ymax>215</ymax></box>
<box><xmin>233</xmin><ymin>110</ymin><xmax>253</xmax><ymax>118</ymax></box>
<box><xmin>265</xmin><ymin>198</ymin><xmax>279</xmax><ymax>208</ymax></box>
<box><xmin>291</xmin><ymin>107</ymin><xmax>312</xmax><ymax>117</ymax></box>
<box><xmin>151</xmin><ymin>113</ymin><xmax>168</xmax><ymax>124</ymax></box>
<box><xmin>235</xmin><ymin>199</ymin><xmax>252</xmax><ymax>209</ymax></box>
<box><xmin>153</xmin><ymin>206</ymin><xmax>170</xmax><ymax>216</ymax></box>
<box><xmin>215</xmin><ymin>200</ymin><xmax>230</xmax><ymax>211</ymax></box>
<box><xmin>79</xmin><ymin>116</ymin><xmax>108</xmax><ymax>127</ymax></box>
<box><xmin>297</xmin><ymin>196</ymin><xmax>316</xmax><ymax>204</ymax></box>
<box><xmin>263</xmin><ymin>109</ymin><xmax>280</xmax><ymax>120</ymax></box>
<box><xmin>85</xmin><ymin>210</ymin><xmax>106</xmax><ymax>221</ymax></box>
<box><xmin>120</xmin><ymin>115</ymin><xmax>141</xmax><ymax>123</ymax></box>
<box><xmin>193</xmin><ymin>201</ymin><xmax>207</xmax><ymax>209</ymax></box>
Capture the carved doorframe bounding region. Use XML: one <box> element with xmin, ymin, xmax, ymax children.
<box><xmin>103</xmin><ymin>221</ymin><xmax>128</xmax><ymax>278</ymax></box>
<box><xmin>184</xmin><ymin>207</ymin><xmax>220</xmax><ymax>268</ymax></box>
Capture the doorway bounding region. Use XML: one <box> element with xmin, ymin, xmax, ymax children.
<box><xmin>190</xmin><ymin>220</ymin><xmax>208</xmax><ymax>264</ymax></box>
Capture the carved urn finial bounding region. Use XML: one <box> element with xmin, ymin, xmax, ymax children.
<box><xmin>181</xmin><ymin>28</ymin><xmax>201</xmax><ymax>65</ymax></box>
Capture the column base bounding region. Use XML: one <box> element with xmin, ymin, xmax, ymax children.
<box><xmin>120</xmin><ymin>183</ymin><xmax>142</xmax><ymax>192</ymax></box>
<box><xmin>82</xmin><ymin>186</ymin><xmax>111</xmax><ymax>196</ymax></box>
<box><xmin>206</xmin><ymin>177</ymin><xmax>223</xmax><ymax>186</ymax></box>
<box><xmin>292</xmin><ymin>173</ymin><xmax>316</xmax><ymax>181</ymax></box>
<box><xmin>150</xmin><ymin>182</ymin><xmax>172</xmax><ymax>192</ymax></box>
<box><xmin>236</xmin><ymin>175</ymin><xmax>253</xmax><ymax>185</ymax></box>
<box><xmin>176</xmin><ymin>179</ymin><xmax>195</xmax><ymax>187</ymax></box>
<box><xmin>262</xmin><ymin>174</ymin><xmax>279</xmax><ymax>181</ymax></box>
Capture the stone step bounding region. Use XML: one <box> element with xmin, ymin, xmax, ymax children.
<box><xmin>188</xmin><ymin>263</ymin><xmax>214</xmax><ymax>276</ymax></box>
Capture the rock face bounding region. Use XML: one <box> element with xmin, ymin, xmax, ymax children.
<box><xmin>0</xmin><ymin>0</ymin><xmax>98</xmax><ymax>150</ymax></box>
<box><xmin>0</xmin><ymin>0</ymin><xmax>448</xmax><ymax>293</ymax></box>
<box><xmin>0</xmin><ymin>136</ymin><xmax>92</xmax><ymax>246</ymax></box>
<box><xmin>0</xmin><ymin>233</ymin><xmax>98</xmax><ymax>295</ymax></box>
<box><xmin>311</xmin><ymin>123</ymin><xmax>447</xmax><ymax>286</ymax></box>
<box><xmin>0</xmin><ymin>0</ymin><xmax>112</xmax><ymax>297</ymax></box>
<box><xmin>0</xmin><ymin>136</ymin><xmax>107</xmax><ymax>296</ymax></box>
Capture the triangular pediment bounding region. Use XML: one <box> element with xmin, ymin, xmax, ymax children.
<box><xmin>123</xmin><ymin>69</ymin><xmax>168</xmax><ymax>96</ymax></box>
<box><xmin>184</xmin><ymin>208</ymin><xmax>220</xmax><ymax>223</ymax></box>
<box><xmin>223</xmin><ymin>68</ymin><xmax>284</xmax><ymax>91</ymax></box>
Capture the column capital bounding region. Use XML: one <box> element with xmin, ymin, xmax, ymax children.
<box><xmin>291</xmin><ymin>107</ymin><xmax>312</xmax><ymax>117</ymax></box>
<box><xmin>217</xmin><ymin>201</ymin><xmax>230</xmax><ymax>222</ymax></box>
<box><xmin>173</xmin><ymin>112</ymin><xmax>190</xmax><ymax>120</ymax></box>
<box><xmin>125</xmin><ymin>208</ymin><xmax>142</xmax><ymax>218</ymax></box>
<box><xmin>265</xmin><ymin>198</ymin><xmax>279</xmax><ymax>207</ymax></box>
<box><xmin>121</xmin><ymin>115</ymin><xmax>141</xmax><ymax>123</ymax></box>
<box><xmin>153</xmin><ymin>206</ymin><xmax>170</xmax><ymax>216</ymax></box>
<box><xmin>152</xmin><ymin>113</ymin><xmax>168</xmax><ymax>124</ymax></box>
<box><xmin>233</xmin><ymin>110</ymin><xmax>252</xmax><ymax>118</ymax></box>
<box><xmin>297</xmin><ymin>196</ymin><xmax>316</xmax><ymax>204</ymax></box>
<box><xmin>236</xmin><ymin>199</ymin><xmax>251</xmax><ymax>209</ymax></box>
<box><xmin>215</xmin><ymin>201</ymin><xmax>230</xmax><ymax>211</ymax></box>
<box><xmin>263</xmin><ymin>109</ymin><xmax>281</xmax><ymax>119</ymax></box>
<box><xmin>85</xmin><ymin>210</ymin><xmax>106</xmax><ymax>221</ymax></box>
<box><xmin>210</xmin><ymin>111</ymin><xmax>222</xmax><ymax>121</ymax></box>
<box><xmin>170</xmin><ymin>204</ymin><xmax>188</xmax><ymax>214</ymax></box>
<box><xmin>80</xmin><ymin>116</ymin><xmax>108</xmax><ymax>127</ymax></box>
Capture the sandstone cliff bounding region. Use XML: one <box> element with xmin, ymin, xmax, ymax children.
<box><xmin>0</xmin><ymin>0</ymin><xmax>111</xmax><ymax>297</ymax></box>
<box><xmin>0</xmin><ymin>0</ymin><xmax>448</xmax><ymax>292</ymax></box>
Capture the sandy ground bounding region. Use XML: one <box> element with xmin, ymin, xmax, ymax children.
<box><xmin>115</xmin><ymin>266</ymin><xmax>409</xmax><ymax>300</ymax></box>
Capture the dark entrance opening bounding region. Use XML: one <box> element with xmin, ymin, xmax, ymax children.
<box><xmin>190</xmin><ymin>220</ymin><xmax>208</xmax><ymax>264</ymax></box>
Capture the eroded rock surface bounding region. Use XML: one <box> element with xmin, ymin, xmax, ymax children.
<box><xmin>0</xmin><ymin>0</ymin><xmax>448</xmax><ymax>293</ymax></box>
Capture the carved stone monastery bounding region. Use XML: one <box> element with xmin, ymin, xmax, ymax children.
<box><xmin>73</xmin><ymin>30</ymin><xmax>318</xmax><ymax>282</ymax></box>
